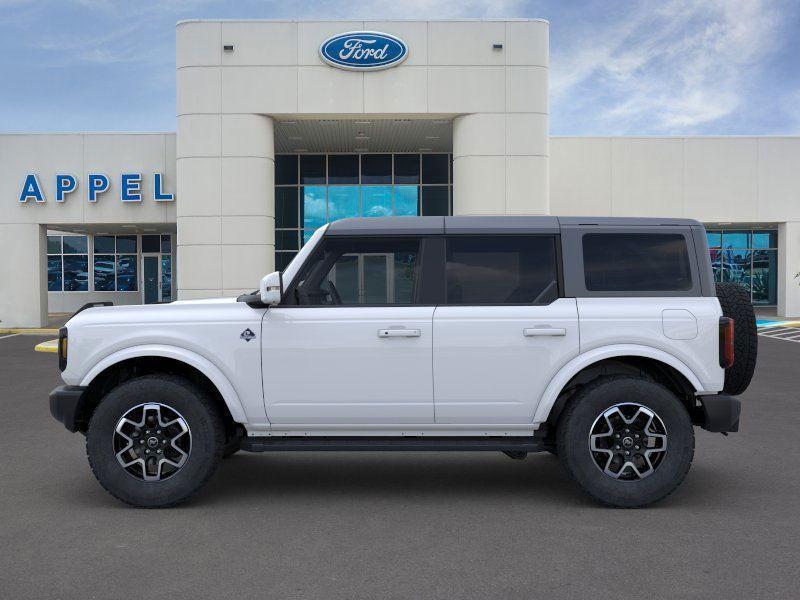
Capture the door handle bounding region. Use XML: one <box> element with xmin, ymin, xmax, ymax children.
<box><xmin>378</xmin><ymin>329</ymin><xmax>421</xmax><ymax>338</ymax></box>
<box><xmin>523</xmin><ymin>327</ymin><xmax>567</xmax><ymax>337</ymax></box>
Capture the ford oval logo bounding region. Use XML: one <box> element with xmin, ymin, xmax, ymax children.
<box><xmin>320</xmin><ymin>31</ymin><xmax>408</xmax><ymax>71</ymax></box>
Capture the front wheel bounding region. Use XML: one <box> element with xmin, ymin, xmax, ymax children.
<box><xmin>557</xmin><ymin>376</ymin><xmax>694</xmax><ymax>508</ymax></box>
<box><xmin>86</xmin><ymin>374</ymin><xmax>225</xmax><ymax>508</ymax></box>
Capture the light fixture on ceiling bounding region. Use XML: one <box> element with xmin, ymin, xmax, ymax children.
<box><xmin>425</xmin><ymin>136</ymin><xmax>440</xmax><ymax>140</ymax></box>
<box><xmin>293</xmin><ymin>148</ymin><xmax>308</xmax><ymax>153</ymax></box>
<box><xmin>288</xmin><ymin>136</ymin><xmax>302</xmax><ymax>140</ymax></box>
<box><xmin>320</xmin><ymin>119</ymin><xmax>339</xmax><ymax>125</ymax></box>
<box><xmin>280</xmin><ymin>120</ymin><xmax>297</xmax><ymax>125</ymax></box>
<box><xmin>393</xmin><ymin>119</ymin><xmax>412</xmax><ymax>125</ymax></box>
<box><xmin>419</xmin><ymin>147</ymin><xmax>433</xmax><ymax>152</ymax></box>
<box><xmin>355</xmin><ymin>120</ymin><xmax>372</xmax><ymax>125</ymax></box>
<box><xmin>432</xmin><ymin>119</ymin><xmax>451</xmax><ymax>125</ymax></box>
<box><xmin>354</xmin><ymin>147</ymin><xmax>369</xmax><ymax>153</ymax></box>
<box><xmin>121</xmin><ymin>225</ymin><xmax>137</xmax><ymax>229</ymax></box>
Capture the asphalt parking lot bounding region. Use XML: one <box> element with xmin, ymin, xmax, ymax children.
<box><xmin>1</xmin><ymin>333</ymin><xmax>798</xmax><ymax>599</ymax></box>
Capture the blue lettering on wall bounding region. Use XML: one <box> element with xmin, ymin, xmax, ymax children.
<box><xmin>319</xmin><ymin>31</ymin><xmax>408</xmax><ymax>71</ymax></box>
<box><xmin>55</xmin><ymin>174</ymin><xmax>77</xmax><ymax>202</ymax></box>
<box><xmin>19</xmin><ymin>174</ymin><xmax>45</xmax><ymax>203</ymax></box>
<box><xmin>153</xmin><ymin>173</ymin><xmax>174</xmax><ymax>202</ymax></box>
<box><xmin>120</xmin><ymin>173</ymin><xmax>142</xmax><ymax>202</ymax></box>
<box><xmin>18</xmin><ymin>173</ymin><xmax>174</xmax><ymax>205</ymax></box>
<box><xmin>87</xmin><ymin>173</ymin><xmax>110</xmax><ymax>203</ymax></box>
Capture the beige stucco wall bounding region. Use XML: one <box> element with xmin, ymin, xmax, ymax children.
<box><xmin>175</xmin><ymin>19</ymin><xmax>550</xmax><ymax>298</ymax></box>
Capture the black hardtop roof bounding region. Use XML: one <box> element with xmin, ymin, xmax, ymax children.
<box><xmin>325</xmin><ymin>215</ymin><xmax>702</xmax><ymax>236</ymax></box>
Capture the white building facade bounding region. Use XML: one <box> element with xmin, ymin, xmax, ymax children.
<box><xmin>1</xmin><ymin>19</ymin><xmax>799</xmax><ymax>327</ymax></box>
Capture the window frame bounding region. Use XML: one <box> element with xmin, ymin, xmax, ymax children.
<box><xmin>441</xmin><ymin>234</ymin><xmax>563</xmax><ymax>306</ymax></box>
<box><xmin>561</xmin><ymin>226</ymin><xmax>703</xmax><ymax>298</ymax></box>
<box><xmin>281</xmin><ymin>235</ymin><xmax>434</xmax><ymax>307</ymax></box>
<box><xmin>47</xmin><ymin>234</ymin><xmax>89</xmax><ymax>293</ymax></box>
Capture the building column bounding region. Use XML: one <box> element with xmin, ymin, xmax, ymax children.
<box><xmin>777</xmin><ymin>221</ymin><xmax>800</xmax><ymax>318</ymax></box>
<box><xmin>0</xmin><ymin>224</ymin><xmax>46</xmax><ymax>328</ymax></box>
<box><xmin>177</xmin><ymin>114</ymin><xmax>275</xmax><ymax>299</ymax></box>
<box><xmin>452</xmin><ymin>113</ymin><xmax>549</xmax><ymax>216</ymax></box>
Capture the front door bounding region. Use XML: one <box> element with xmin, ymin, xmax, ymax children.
<box><xmin>433</xmin><ymin>235</ymin><xmax>580</xmax><ymax>424</ymax></box>
<box><xmin>261</xmin><ymin>235</ymin><xmax>435</xmax><ymax>425</ymax></box>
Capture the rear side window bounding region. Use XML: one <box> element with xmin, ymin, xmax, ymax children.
<box><xmin>583</xmin><ymin>233</ymin><xmax>692</xmax><ymax>292</ymax></box>
<box><xmin>445</xmin><ymin>236</ymin><xmax>559</xmax><ymax>304</ymax></box>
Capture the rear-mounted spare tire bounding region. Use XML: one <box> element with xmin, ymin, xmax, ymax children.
<box><xmin>715</xmin><ymin>282</ymin><xmax>757</xmax><ymax>395</ymax></box>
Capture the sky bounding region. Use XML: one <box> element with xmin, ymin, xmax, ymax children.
<box><xmin>0</xmin><ymin>0</ymin><xmax>798</xmax><ymax>135</ymax></box>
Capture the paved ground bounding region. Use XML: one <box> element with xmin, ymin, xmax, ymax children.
<box><xmin>1</xmin><ymin>333</ymin><xmax>798</xmax><ymax>600</ymax></box>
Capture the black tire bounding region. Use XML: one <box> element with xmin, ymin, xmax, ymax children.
<box><xmin>557</xmin><ymin>376</ymin><xmax>694</xmax><ymax>508</ymax></box>
<box><xmin>86</xmin><ymin>374</ymin><xmax>225</xmax><ymax>508</ymax></box>
<box><xmin>715</xmin><ymin>282</ymin><xmax>758</xmax><ymax>395</ymax></box>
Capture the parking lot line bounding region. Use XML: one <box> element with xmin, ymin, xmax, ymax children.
<box><xmin>0</xmin><ymin>333</ymin><xmax>21</xmax><ymax>341</ymax></box>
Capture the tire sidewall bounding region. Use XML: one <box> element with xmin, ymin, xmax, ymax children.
<box><xmin>87</xmin><ymin>376</ymin><xmax>222</xmax><ymax>507</ymax></box>
<box><xmin>559</xmin><ymin>378</ymin><xmax>694</xmax><ymax>507</ymax></box>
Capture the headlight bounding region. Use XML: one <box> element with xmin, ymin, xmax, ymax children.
<box><xmin>58</xmin><ymin>327</ymin><xmax>68</xmax><ymax>372</ymax></box>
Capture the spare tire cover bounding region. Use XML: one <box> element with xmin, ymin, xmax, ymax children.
<box><xmin>715</xmin><ymin>282</ymin><xmax>758</xmax><ymax>395</ymax></box>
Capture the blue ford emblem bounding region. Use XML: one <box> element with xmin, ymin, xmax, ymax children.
<box><xmin>320</xmin><ymin>31</ymin><xmax>408</xmax><ymax>71</ymax></box>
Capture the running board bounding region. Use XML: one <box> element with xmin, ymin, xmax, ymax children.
<box><xmin>240</xmin><ymin>436</ymin><xmax>547</xmax><ymax>453</ymax></box>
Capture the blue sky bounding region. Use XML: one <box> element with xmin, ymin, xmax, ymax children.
<box><xmin>0</xmin><ymin>0</ymin><xmax>798</xmax><ymax>135</ymax></box>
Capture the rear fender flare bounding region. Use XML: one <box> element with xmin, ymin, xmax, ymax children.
<box><xmin>533</xmin><ymin>344</ymin><xmax>705</xmax><ymax>424</ymax></box>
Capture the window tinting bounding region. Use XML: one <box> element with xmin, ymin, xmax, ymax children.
<box><xmin>94</xmin><ymin>235</ymin><xmax>115</xmax><ymax>253</ymax></box>
<box><xmin>116</xmin><ymin>235</ymin><xmax>137</xmax><ymax>254</ymax></box>
<box><xmin>275</xmin><ymin>187</ymin><xmax>299</xmax><ymax>229</ymax></box>
<box><xmin>422</xmin><ymin>154</ymin><xmax>448</xmax><ymax>184</ymax></box>
<box><xmin>94</xmin><ymin>255</ymin><xmax>115</xmax><ymax>291</ymax></box>
<box><xmin>294</xmin><ymin>237</ymin><xmax>420</xmax><ymax>306</ymax></box>
<box><xmin>583</xmin><ymin>233</ymin><xmax>692</xmax><ymax>292</ymax></box>
<box><xmin>63</xmin><ymin>255</ymin><xmax>89</xmax><ymax>291</ymax></box>
<box><xmin>117</xmin><ymin>255</ymin><xmax>137</xmax><ymax>291</ymax></box>
<box><xmin>361</xmin><ymin>154</ymin><xmax>392</xmax><ymax>184</ymax></box>
<box><xmin>394</xmin><ymin>154</ymin><xmax>420</xmax><ymax>184</ymax></box>
<box><xmin>275</xmin><ymin>154</ymin><xmax>298</xmax><ymax>185</ymax></box>
<box><xmin>328</xmin><ymin>155</ymin><xmax>359</xmax><ymax>184</ymax></box>
<box><xmin>141</xmin><ymin>234</ymin><xmax>160</xmax><ymax>253</ymax></box>
<box><xmin>161</xmin><ymin>235</ymin><xmax>172</xmax><ymax>254</ymax></box>
<box><xmin>300</xmin><ymin>155</ymin><xmax>326</xmax><ymax>184</ymax></box>
<box><xmin>47</xmin><ymin>235</ymin><xmax>61</xmax><ymax>254</ymax></box>
<box><xmin>421</xmin><ymin>186</ymin><xmax>449</xmax><ymax>216</ymax></box>
<box><xmin>47</xmin><ymin>256</ymin><xmax>62</xmax><ymax>291</ymax></box>
<box><xmin>446</xmin><ymin>236</ymin><xmax>559</xmax><ymax>304</ymax></box>
<box><xmin>62</xmin><ymin>236</ymin><xmax>88</xmax><ymax>254</ymax></box>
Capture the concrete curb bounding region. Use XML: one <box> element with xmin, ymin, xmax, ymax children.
<box><xmin>34</xmin><ymin>339</ymin><xmax>58</xmax><ymax>353</ymax></box>
<box><xmin>0</xmin><ymin>328</ymin><xmax>59</xmax><ymax>335</ymax></box>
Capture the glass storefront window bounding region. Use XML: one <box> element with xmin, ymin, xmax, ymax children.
<box><xmin>47</xmin><ymin>256</ymin><xmax>62</xmax><ymax>291</ymax></box>
<box><xmin>93</xmin><ymin>255</ymin><xmax>115</xmax><ymax>291</ymax></box>
<box><xmin>707</xmin><ymin>228</ymin><xmax>778</xmax><ymax>306</ymax></box>
<box><xmin>161</xmin><ymin>255</ymin><xmax>172</xmax><ymax>300</ymax></box>
<box><xmin>328</xmin><ymin>186</ymin><xmax>360</xmax><ymax>221</ymax></box>
<box><xmin>302</xmin><ymin>185</ymin><xmax>327</xmax><ymax>230</ymax></box>
<box><xmin>116</xmin><ymin>255</ymin><xmax>137</xmax><ymax>291</ymax></box>
<box><xmin>275</xmin><ymin>153</ymin><xmax>453</xmax><ymax>269</ymax></box>
<box><xmin>63</xmin><ymin>255</ymin><xmax>89</xmax><ymax>291</ymax></box>
<box><xmin>362</xmin><ymin>186</ymin><xmax>392</xmax><ymax>217</ymax></box>
<box><xmin>92</xmin><ymin>235</ymin><xmax>141</xmax><ymax>292</ymax></box>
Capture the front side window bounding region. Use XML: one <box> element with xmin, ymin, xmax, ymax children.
<box><xmin>293</xmin><ymin>237</ymin><xmax>420</xmax><ymax>306</ymax></box>
<box><xmin>583</xmin><ymin>233</ymin><xmax>692</xmax><ymax>292</ymax></box>
<box><xmin>445</xmin><ymin>236</ymin><xmax>559</xmax><ymax>304</ymax></box>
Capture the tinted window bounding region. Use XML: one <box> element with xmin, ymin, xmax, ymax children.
<box><xmin>446</xmin><ymin>236</ymin><xmax>558</xmax><ymax>304</ymax></box>
<box><xmin>141</xmin><ymin>234</ymin><xmax>160</xmax><ymax>253</ymax></box>
<box><xmin>422</xmin><ymin>154</ymin><xmax>449</xmax><ymax>184</ymax></box>
<box><xmin>328</xmin><ymin>155</ymin><xmax>358</xmax><ymax>184</ymax></box>
<box><xmin>275</xmin><ymin>155</ymin><xmax>298</xmax><ymax>185</ymax></box>
<box><xmin>361</xmin><ymin>154</ymin><xmax>391</xmax><ymax>184</ymax></box>
<box><xmin>294</xmin><ymin>237</ymin><xmax>420</xmax><ymax>306</ymax></box>
<box><xmin>583</xmin><ymin>233</ymin><xmax>692</xmax><ymax>292</ymax></box>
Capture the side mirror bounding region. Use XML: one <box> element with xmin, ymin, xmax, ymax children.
<box><xmin>260</xmin><ymin>271</ymin><xmax>283</xmax><ymax>306</ymax></box>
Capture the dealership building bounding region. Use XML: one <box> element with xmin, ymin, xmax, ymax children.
<box><xmin>1</xmin><ymin>18</ymin><xmax>799</xmax><ymax>327</ymax></box>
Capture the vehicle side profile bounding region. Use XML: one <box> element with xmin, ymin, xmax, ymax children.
<box><xmin>49</xmin><ymin>216</ymin><xmax>757</xmax><ymax>508</ymax></box>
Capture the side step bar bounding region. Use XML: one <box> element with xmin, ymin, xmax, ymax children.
<box><xmin>240</xmin><ymin>436</ymin><xmax>547</xmax><ymax>453</ymax></box>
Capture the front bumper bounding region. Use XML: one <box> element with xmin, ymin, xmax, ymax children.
<box><xmin>49</xmin><ymin>385</ymin><xmax>87</xmax><ymax>433</ymax></box>
<box><xmin>698</xmin><ymin>393</ymin><xmax>741</xmax><ymax>433</ymax></box>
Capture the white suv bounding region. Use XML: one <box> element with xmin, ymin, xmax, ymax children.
<box><xmin>50</xmin><ymin>216</ymin><xmax>757</xmax><ymax>508</ymax></box>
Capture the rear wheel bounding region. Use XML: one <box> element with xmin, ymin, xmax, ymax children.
<box><xmin>557</xmin><ymin>376</ymin><xmax>694</xmax><ymax>508</ymax></box>
<box><xmin>86</xmin><ymin>374</ymin><xmax>225</xmax><ymax>508</ymax></box>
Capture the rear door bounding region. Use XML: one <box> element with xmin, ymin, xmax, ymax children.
<box><xmin>433</xmin><ymin>235</ymin><xmax>579</xmax><ymax>424</ymax></box>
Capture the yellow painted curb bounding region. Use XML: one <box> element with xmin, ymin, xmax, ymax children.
<box><xmin>34</xmin><ymin>339</ymin><xmax>59</xmax><ymax>353</ymax></box>
<box><xmin>0</xmin><ymin>328</ymin><xmax>59</xmax><ymax>335</ymax></box>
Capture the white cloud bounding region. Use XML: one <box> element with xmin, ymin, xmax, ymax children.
<box><xmin>551</xmin><ymin>0</ymin><xmax>791</xmax><ymax>133</ymax></box>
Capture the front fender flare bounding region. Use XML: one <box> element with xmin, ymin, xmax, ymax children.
<box><xmin>79</xmin><ymin>344</ymin><xmax>248</xmax><ymax>424</ymax></box>
<box><xmin>532</xmin><ymin>344</ymin><xmax>706</xmax><ymax>425</ymax></box>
